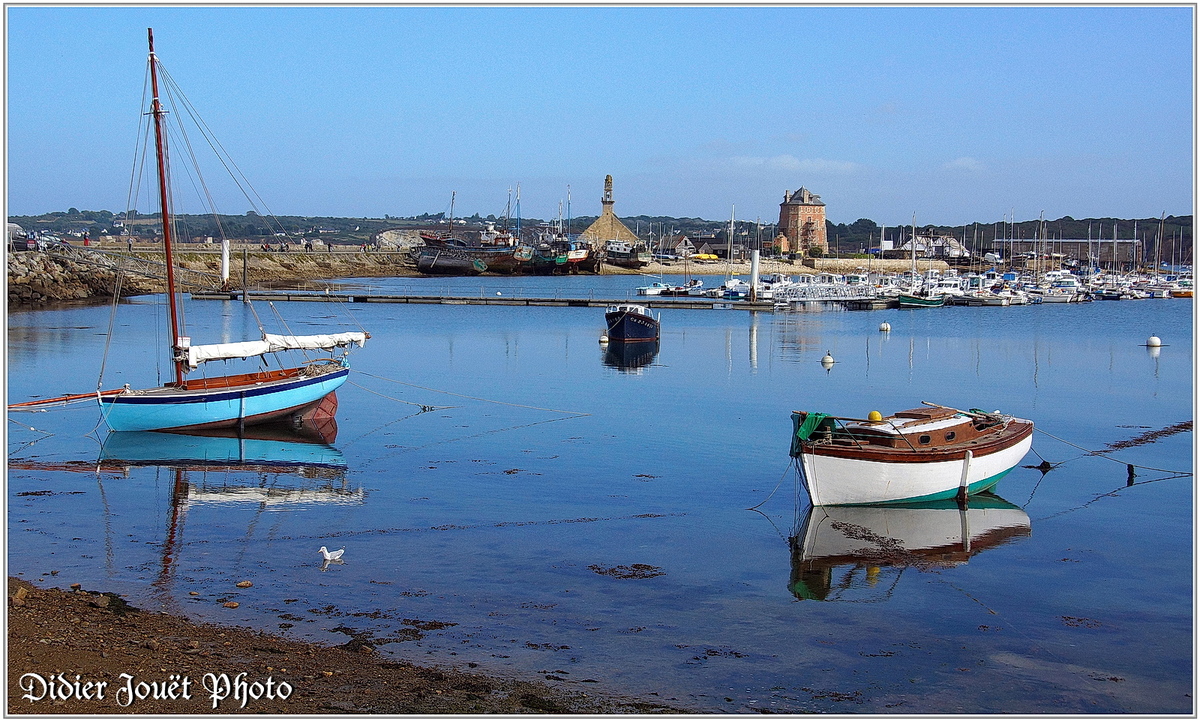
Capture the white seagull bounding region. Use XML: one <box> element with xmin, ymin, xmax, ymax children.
<box><xmin>318</xmin><ymin>546</ymin><xmax>345</xmax><ymax>561</ymax></box>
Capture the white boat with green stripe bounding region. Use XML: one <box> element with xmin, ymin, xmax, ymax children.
<box><xmin>789</xmin><ymin>403</ymin><xmax>1033</xmax><ymax>506</ymax></box>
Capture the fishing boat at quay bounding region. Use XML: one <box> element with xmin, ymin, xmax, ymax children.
<box><xmin>789</xmin><ymin>402</ymin><xmax>1033</xmax><ymax>506</ymax></box>
<box><xmin>604</xmin><ymin>303</ymin><xmax>660</xmax><ymax>342</ymax></box>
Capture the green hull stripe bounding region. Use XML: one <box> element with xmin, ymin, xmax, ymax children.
<box><xmin>838</xmin><ymin>466</ymin><xmax>1019</xmax><ymax>507</ymax></box>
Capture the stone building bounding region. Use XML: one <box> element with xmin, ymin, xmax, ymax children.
<box><xmin>578</xmin><ymin>175</ymin><xmax>640</xmax><ymax>244</ymax></box>
<box><xmin>777</xmin><ymin>187</ymin><xmax>828</xmax><ymax>255</ymax></box>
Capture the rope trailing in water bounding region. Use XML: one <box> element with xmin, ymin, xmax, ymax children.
<box><xmin>747</xmin><ymin>459</ymin><xmax>798</xmax><ymax>511</ymax></box>
<box><xmin>345</xmin><ymin>380</ymin><xmax>450</xmax><ymax>412</ymax></box>
<box><xmin>354</xmin><ymin>370</ymin><xmax>590</xmax><ymax>417</ymax></box>
<box><xmin>1034</xmin><ymin>427</ymin><xmax>1192</xmax><ymax>476</ymax></box>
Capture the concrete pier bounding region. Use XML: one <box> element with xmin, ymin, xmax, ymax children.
<box><xmin>190</xmin><ymin>290</ymin><xmax>796</xmax><ymax>311</ymax></box>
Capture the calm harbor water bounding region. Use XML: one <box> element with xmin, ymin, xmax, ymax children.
<box><xmin>7</xmin><ymin>277</ymin><xmax>1194</xmax><ymax>714</ymax></box>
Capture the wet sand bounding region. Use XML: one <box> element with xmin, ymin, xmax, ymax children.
<box><xmin>7</xmin><ymin>577</ymin><xmax>687</xmax><ymax>715</ymax></box>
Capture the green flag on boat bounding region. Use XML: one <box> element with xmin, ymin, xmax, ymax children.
<box><xmin>791</xmin><ymin>412</ymin><xmax>831</xmax><ymax>456</ymax></box>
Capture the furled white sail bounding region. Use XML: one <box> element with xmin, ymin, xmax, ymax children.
<box><xmin>184</xmin><ymin>332</ymin><xmax>368</xmax><ymax>369</ymax></box>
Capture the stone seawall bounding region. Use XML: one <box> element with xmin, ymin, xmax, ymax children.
<box><xmin>6</xmin><ymin>251</ymin><xmax>158</xmax><ymax>305</ymax></box>
<box><xmin>6</xmin><ymin>249</ymin><xmax>421</xmax><ymax>306</ymax></box>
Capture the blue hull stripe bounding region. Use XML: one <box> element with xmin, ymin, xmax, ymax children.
<box><xmin>100</xmin><ymin>368</ymin><xmax>348</xmax><ymax>406</ymax></box>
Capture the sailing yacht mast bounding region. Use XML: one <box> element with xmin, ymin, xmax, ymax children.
<box><xmin>1156</xmin><ymin>212</ymin><xmax>1165</xmax><ymax>281</ymax></box>
<box><xmin>148</xmin><ymin>28</ymin><xmax>186</xmax><ymax>387</ymax></box>
<box><xmin>910</xmin><ymin>213</ymin><xmax>917</xmax><ymax>289</ymax></box>
<box><xmin>726</xmin><ymin>206</ymin><xmax>735</xmax><ymax>280</ymax></box>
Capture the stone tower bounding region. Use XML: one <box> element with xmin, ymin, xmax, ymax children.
<box><xmin>578</xmin><ymin>175</ymin><xmax>639</xmax><ymax>243</ymax></box>
<box><xmin>778</xmin><ymin>187</ymin><xmax>827</xmax><ymax>254</ymax></box>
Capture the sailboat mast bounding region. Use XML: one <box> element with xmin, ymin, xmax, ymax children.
<box><xmin>727</xmin><ymin>206</ymin><xmax>735</xmax><ymax>279</ymax></box>
<box><xmin>148</xmin><ymin>28</ymin><xmax>186</xmax><ymax>387</ymax></box>
<box><xmin>910</xmin><ymin>213</ymin><xmax>917</xmax><ymax>280</ymax></box>
<box><xmin>1157</xmin><ymin>211</ymin><xmax>1165</xmax><ymax>280</ymax></box>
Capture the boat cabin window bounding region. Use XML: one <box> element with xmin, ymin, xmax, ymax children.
<box><xmin>918</xmin><ymin>434</ymin><xmax>931</xmax><ymax>444</ymax></box>
<box><xmin>944</xmin><ymin>431</ymin><xmax>956</xmax><ymax>441</ymax></box>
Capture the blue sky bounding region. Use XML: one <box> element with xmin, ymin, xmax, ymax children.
<box><xmin>6</xmin><ymin>5</ymin><xmax>1194</xmax><ymax>227</ymax></box>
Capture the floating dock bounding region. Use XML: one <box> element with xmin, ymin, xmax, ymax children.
<box><xmin>187</xmin><ymin>290</ymin><xmax>844</xmax><ymax>312</ymax></box>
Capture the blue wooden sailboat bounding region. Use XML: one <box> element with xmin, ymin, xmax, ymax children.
<box><xmin>96</xmin><ymin>30</ymin><xmax>368</xmax><ymax>433</ymax></box>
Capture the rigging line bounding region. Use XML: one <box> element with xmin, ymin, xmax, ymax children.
<box><xmin>163</xmin><ymin>114</ymin><xmax>225</xmax><ymax>233</ymax></box>
<box><xmin>345</xmin><ymin>380</ymin><xmax>452</xmax><ymax>411</ymax></box>
<box><xmin>266</xmin><ymin>302</ymin><xmax>316</xmax><ymax>366</ymax></box>
<box><xmin>127</xmin><ymin>63</ymin><xmax>153</xmax><ymax>219</ymax></box>
<box><xmin>97</xmin><ymin>269</ymin><xmax>126</xmax><ymax>388</ymax></box>
<box><xmin>747</xmin><ymin>459</ymin><xmax>798</xmax><ymax>511</ymax></box>
<box><xmin>159</xmin><ymin>77</ymin><xmax>232</xmax><ymax>240</ymax></box>
<box><xmin>328</xmin><ymin>299</ymin><xmax>369</xmax><ymax>336</ymax></box>
<box><xmin>353</xmin><ymin>369</ymin><xmax>590</xmax><ymax>417</ymax></box>
<box><xmin>245</xmin><ymin>297</ymin><xmax>267</xmax><ymax>336</ymax></box>
<box><xmin>1034</xmin><ymin>427</ymin><xmax>1192</xmax><ymax>476</ymax></box>
<box><xmin>158</xmin><ymin>65</ymin><xmax>289</xmax><ymax>236</ymax></box>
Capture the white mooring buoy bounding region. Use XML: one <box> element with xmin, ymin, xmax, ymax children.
<box><xmin>820</xmin><ymin>351</ymin><xmax>835</xmax><ymax>369</ymax></box>
<box><xmin>879</xmin><ymin>321</ymin><xmax>891</xmax><ymax>332</ymax></box>
<box><xmin>1147</xmin><ymin>335</ymin><xmax>1162</xmax><ymax>347</ymax></box>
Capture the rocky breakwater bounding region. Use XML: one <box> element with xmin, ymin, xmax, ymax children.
<box><xmin>7</xmin><ymin>248</ymin><xmax>422</xmax><ymax>306</ymax></box>
<box><xmin>7</xmin><ymin>251</ymin><xmax>158</xmax><ymax>306</ymax></box>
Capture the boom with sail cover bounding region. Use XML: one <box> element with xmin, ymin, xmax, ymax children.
<box><xmin>184</xmin><ymin>332</ymin><xmax>368</xmax><ymax>369</ymax></box>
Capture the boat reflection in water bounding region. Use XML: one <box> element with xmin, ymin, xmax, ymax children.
<box><xmin>601</xmin><ymin>340</ymin><xmax>660</xmax><ymax>373</ymax></box>
<box><xmin>98</xmin><ymin>422</ymin><xmax>360</xmax><ymax>507</ymax></box>
<box><xmin>788</xmin><ymin>493</ymin><xmax>1031</xmax><ymax>601</ymax></box>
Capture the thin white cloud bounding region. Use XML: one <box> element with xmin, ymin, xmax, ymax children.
<box><xmin>731</xmin><ymin>155</ymin><xmax>859</xmax><ymax>174</ymax></box>
<box><xmin>944</xmin><ymin>156</ymin><xmax>984</xmax><ymax>171</ymax></box>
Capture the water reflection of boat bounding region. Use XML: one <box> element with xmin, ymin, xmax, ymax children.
<box><xmin>602</xmin><ymin>340</ymin><xmax>660</xmax><ymax>372</ymax></box>
<box><xmin>788</xmin><ymin>494</ymin><xmax>1031</xmax><ymax>601</ymax></box>
<box><xmin>99</xmin><ymin>430</ymin><xmax>347</xmax><ymax>472</ymax></box>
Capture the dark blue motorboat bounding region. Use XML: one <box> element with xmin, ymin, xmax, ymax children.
<box><xmin>604</xmin><ymin>304</ymin><xmax>660</xmax><ymax>342</ymax></box>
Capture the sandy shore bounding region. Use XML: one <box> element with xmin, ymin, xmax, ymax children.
<box><xmin>7</xmin><ymin>577</ymin><xmax>687</xmax><ymax>714</ymax></box>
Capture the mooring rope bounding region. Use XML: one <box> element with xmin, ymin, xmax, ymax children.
<box><xmin>345</xmin><ymin>380</ymin><xmax>451</xmax><ymax>412</ymax></box>
<box><xmin>1035</xmin><ymin>427</ymin><xmax>1192</xmax><ymax>476</ymax></box>
<box><xmin>747</xmin><ymin>459</ymin><xmax>798</xmax><ymax>511</ymax></box>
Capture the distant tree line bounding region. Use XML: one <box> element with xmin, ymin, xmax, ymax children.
<box><xmin>10</xmin><ymin>209</ymin><xmax>1191</xmax><ymax>259</ymax></box>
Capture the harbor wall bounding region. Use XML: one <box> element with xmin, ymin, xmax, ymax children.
<box><xmin>6</xmin><ymin>251</ymin><xmax>156</xmax><ymax>305</ymax></box>
<box><xmin>6</xmin><ymin>247</ymin><xmax>951</xmax><ymax>306</ymax></box>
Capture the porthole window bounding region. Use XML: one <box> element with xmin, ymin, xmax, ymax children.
<box><xmin>945</xmin><ymin>431</ymin><xmax>957</xmax><ymax>441</ymax></box>
<box><xmin>918</xmin><ymin>434</ymin><xmax>931</xmax><ymax>444</ymax></box>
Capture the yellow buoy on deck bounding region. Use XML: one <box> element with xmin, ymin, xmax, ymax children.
<box><xmin>868</xmin><ymin>410</ymin><xmax>882</xmax><ymax>422</ymax></box>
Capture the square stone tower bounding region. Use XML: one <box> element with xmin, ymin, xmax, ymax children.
<box><xmin>778</xmin><ymin>187</ymin><xmax>828</xmax><ymax>254</ymax></box>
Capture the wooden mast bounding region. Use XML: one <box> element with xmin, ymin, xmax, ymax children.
<box><xmin>148</xmin><ymin>28</ymin><xmax>186</xmax><ymax>386</ymax></box>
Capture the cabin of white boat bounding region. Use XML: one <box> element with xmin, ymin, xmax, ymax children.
<box><xmin>606</xmin><ymin>303</ymin><xmax>651</xmax><ymax>316</ymax></box>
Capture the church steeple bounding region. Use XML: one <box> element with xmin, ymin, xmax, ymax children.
<box><xmin>579</xmin><ymin>174</ymin><xmax>639</xmax><ymax>244</ymax></box>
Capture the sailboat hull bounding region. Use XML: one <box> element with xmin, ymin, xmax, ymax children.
<box><xmin>98</xmin><ymin>365</ymin><xmax>349</xmax><ymax>432</ymax></box>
